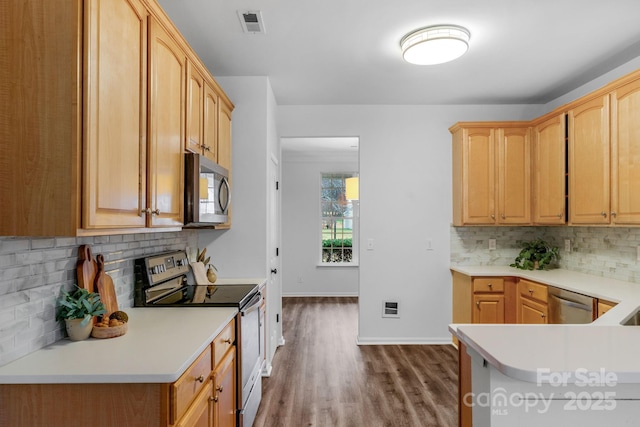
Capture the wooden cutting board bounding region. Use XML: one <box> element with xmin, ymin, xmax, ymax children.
<box><xmin>94</xmin><ymin>254</ymin><xmax>118</xmax><ymax>317</ymax></box>
<box><xmin>76</xmin><ymin>244</ymin><xmax>97</xmax><ymax>293</ymax></box>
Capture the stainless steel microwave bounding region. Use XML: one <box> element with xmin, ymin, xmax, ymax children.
<box><xmin>184</xmin><ymin>153</ymin><xmax>230</xmax><ymax>226</ymax></box>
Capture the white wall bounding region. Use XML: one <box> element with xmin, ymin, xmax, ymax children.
<box><xmin>278</xmin><ymin>104</ymin><xmax>539</xmax><ymax>344</ymax></box>
<box><xmin>197</xmin><ymin>76</ymin><xmax>282</xmax><ymax>367</ymax></box>
<box><xmin>281</xmin><ymin>153</ymin><xmax>359</xmax><ymax>296</ymax></box>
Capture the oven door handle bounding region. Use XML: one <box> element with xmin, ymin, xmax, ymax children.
<box><xmin>241</xmin><ymin>292</ymin><xmax>262</xmax><ymax>316</ymax></box>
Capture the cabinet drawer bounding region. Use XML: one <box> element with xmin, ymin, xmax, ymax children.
<box><xmin>213</xmin><ymin>319</ymin><xmax>235</xmax><ymax>367</ymax></box>
<box><xmin>473</xmin><ymin>277</ymin><xmax>504</xmax><ymax>293</ymax></box>
<box><xmin>171</xmin><ymin>345</ymin><xmax>213</xmax><ymax>423</ymax></box>
<box><xmin>518</xmin><ymin>279</ymin><xmax>548</xmax><ymax>303</ymax></box>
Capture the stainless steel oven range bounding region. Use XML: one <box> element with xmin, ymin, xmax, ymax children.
<box><xmin>134</xmin><ymin>250</ymin><xmax>262</xmax><ymax>427</ymax></box>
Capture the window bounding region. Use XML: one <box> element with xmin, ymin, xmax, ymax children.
<box><xmin>321</xmin><ymin>173</ymin><xmax>358</xmax><ymax>264</ymax></box>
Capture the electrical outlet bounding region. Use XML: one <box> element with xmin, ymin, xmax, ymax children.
<box><xmin>565</xmin><ymin>239</ymin><xmax>571</xmax><ymax>252</ymax></box>
<box><xmin>637</xmin><ymin>246</ymin><xmax>640</xmax><ymax>261</ymax></box>
<box><xmin>297</xmin><ymin>276</ymin><xmax>303</xmax><ymax>283</ymax></box>
<box><xmin>488</xmin><ymin>239</ymin><xmax>496</xmax><ymax>250</ymax></box>
<box><xmin>426</xmin><ymin>239</ymin><xmax>433</xmax><ymax>251</ymax></box>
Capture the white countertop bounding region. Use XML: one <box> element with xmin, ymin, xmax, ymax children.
<box><xmin>0</xmin><ymin>307</ymin><xmax>237</xmax><ymax>384</ymax></box>
<box><xmin>449</xmin><ymin>266</ymin><xmax>640</xmax><ymax>384</ymax></box>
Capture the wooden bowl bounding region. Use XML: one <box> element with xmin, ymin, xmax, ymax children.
<box><xmin>91</xmin><ymin>322</ymin><xmax>128</xmax><ymax>339</ymax></box>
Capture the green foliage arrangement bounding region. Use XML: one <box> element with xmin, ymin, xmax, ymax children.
<box><xmin>56</xmin><ymin>286</ymin><xmax>106</xmax><ymax>327</ymax></box>
<box><xmin>322</xmin><ymin>238</ymin><xmax>353</xmax><ymax>248</ymax></box>
<box><xmin>510</xmin><ymin>238</ymin><xmax>559</xmax><ymax>270</ymax></box>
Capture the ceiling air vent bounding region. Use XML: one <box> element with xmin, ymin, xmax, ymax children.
<box><xmin>238</xmin><ymin>10</ymin><xmax>265</xmax><ymax>34</ymax></box>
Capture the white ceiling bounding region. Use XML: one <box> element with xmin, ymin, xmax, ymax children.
<box><xmin>158</xmin><ymin>0</ymin><xmax>640</xmax><ymax>106</ymax></box>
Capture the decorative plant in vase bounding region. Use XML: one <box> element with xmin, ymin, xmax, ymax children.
<box><xmin>56</xmin><ymin>286</ymin><xmax>106</xmax><ymax>340</ymax></box>
<box><xmin>510</xmin><ymin>238</ymin><xmax>559</xmax><ymax>270</ymax></box>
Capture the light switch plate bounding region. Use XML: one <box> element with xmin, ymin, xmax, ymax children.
<box><xmin>565</xmin><ymin>239</ymin><xmax>571</xmax><ymax>253</ymax></box>
<box><xmin>488</xmin><ymin>239</ymin><xmax>496</xmax><ymax>250</ymax></box>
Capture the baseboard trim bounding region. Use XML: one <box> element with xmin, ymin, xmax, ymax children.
<box><xmin>282</xmin><ymin>292</ymin><xmax>359</xmax><ymax>297</ymax></box>
<box><xmin>355</xmin><ymin>336</ymin><xmax>453</xmax><ymax>345</ymax></box>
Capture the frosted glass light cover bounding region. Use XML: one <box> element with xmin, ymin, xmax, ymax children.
<box><xmin>401</xmin><ymin>25</ymin><xmax>470</xmax><ymax>65</ymax></box>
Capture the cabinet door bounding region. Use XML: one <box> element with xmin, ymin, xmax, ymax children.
<box><xmin>148</xmin><ymin>19</ymin><xmax>185</xmax><ymax>227</ymax></box>
<box><xmin>176</xmin><ymin>381</ymin><xmax>213</xmax><ymax>427</ymax></box>
<box><xmin>518</xmin><ymin>297</ymin><xmax>548</xmax><ymax>324</ymax></box>
<box><xmin>568</xmin><ymin>95</ymin><xmax>610</xmax><ymax>224</ymax></box>
<box><xmin>83</xmin><ymin>0</ymin><xmax>148</xmax><ymax>228</ymax></box>
<box><xmin>213</xmin><ymin>347</ymin><xmax>237</xmax><ymax>427</ymax></box>
<box><xmin>611</xmin><ymin>78</ymin><xmax>640</xmax><ymax>225</ymax></box>
<box><xmin>497</xmin><ymin>127</ymin><xmax>531</xmax><ymax>224</ymax></box>
<box><xmin>202</xmin><ymin>82</ymin><xmax>219</xmax><ymax>163</ymax></box>
<box><xmin>473</xmin><ymin>294</ymin><xmax>504</xmax><ymax>324</ymax></box>
<box><xmin>186</xmin><ymin>62</ymin><xmax>205</xmax><ymax>155</ymax></box>
<box><xmin>462</xmin><ymin>128</ymin><xmax>496</xmax><ymax>224</ymax></box>
<box><xmin>532</xmin><ymin>114</ymin><xmax>566</xmax><ymax>224</ymax></box>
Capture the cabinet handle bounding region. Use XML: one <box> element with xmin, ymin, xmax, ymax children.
<box><xmin>529</xmin><ymin>289</ymin><xmax>533</xmax><ymax>294</ymax></box>
<box><xmin>541</xmin><ymin>314</ymin><xmax>546</xmax><ymax>318</ymax></box>
<box><xmin>211</xmin><ymin>396</ymin><xmax>219</xmax><ymax>403</ymax></box>
<box><xmin>141</xmin><ymin>208</ymin><xmax>150</xmax><ymax>214</ymax></box>
<box><xmin>487</xmin><ymin>283</ymin><xmax>493</xmax><ymax>289</ymax></box>
<box><xmin>204</xmin><ymin>145</ymin><xmax>211</xmax><ymax>152</ymax></box>
<box><xmin>476</xmin><ymin>301</ymin><xmax>480</xmax><ymax>307</ymax></box>
<box><xmin>216</xmin><ymin>385</ymin><xmax>224</xmax><ymax>392</ymax></box>
<box><xmin>557</xmin><ymin>213</ymin><xmax>563</xmax><ymax>218</ymax></box>
<box><xmin>196</xmin><ymin>375</ymin><xmax>205</xmax><ymax>383</ymax></box>
<box><xmin>491</xmin><ymin>214</ymin><xmax>495</xmax><ymax>219</ymax></box>
<box><xmin>151</xmin><ymin>209</ymin><xmax>160</xmax><ymax>215</ymax></box>
<box><xmin>601</xmin><ymin>211</ymin><xmax>607</xmax><ymax>218</ymax></box>
<box><xmin>223</xmin><ymin>338</ymin><xmax>232</xmax><ymax>344</ymax></box>
<box><xmin>501</xmin><ymin>214</ymin><xmax>505</xmax><ymax>219</ymax></box>
<box><xmin>611</xmin><ymin>211</ymin><xmax>617</xmax><ymax>218</ymax></box>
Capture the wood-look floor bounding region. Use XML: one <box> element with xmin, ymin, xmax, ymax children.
<box><xmin>254</xmin><ymin>297</ymin><xmax>458</xmax><ymax>427</ymax></box>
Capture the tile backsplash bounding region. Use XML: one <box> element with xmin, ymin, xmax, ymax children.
<box><xmin>0</xmin><ymin>231</ymin><xmax>197</xmax><ymax>366</ymax></box>
<box><xmin>451</xmin><ymin>225</ymin><xmax>640</xmax><ymax>284</ymax></box>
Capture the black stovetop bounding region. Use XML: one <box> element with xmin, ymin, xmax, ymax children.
<box><xmin>153</xmin><ymin>284</ymin><xmax>259</xmax><ymax>308</ymax></box>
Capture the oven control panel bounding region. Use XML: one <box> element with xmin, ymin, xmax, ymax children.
<box><xmin>144</xmin><ymin>251</ymin><xmax>190</xmax><ymax>286</ymax></box>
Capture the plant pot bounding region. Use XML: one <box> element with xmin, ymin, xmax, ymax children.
<box><xmin>65</xmin><ymin>318</ymin><xmax>93</xmax><ymax>341</ymax></box>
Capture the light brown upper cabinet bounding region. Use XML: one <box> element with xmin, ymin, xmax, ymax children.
<box><xmin>532</xmin><ymin>113</ymin><xmax>566</xmax><ymax>224</ymax></box>
<box><xmin>186</xmin><ymin>63</ymin><xmax>205</xmax><ymax>156</ymax></box>
<box><xmin>610</xmin><ymin>78</ymin><xmax>640</xmax><ymax>225</ymax></box>
<box><xmin>148</xmin><ymin>19</ymin><xmax>186</xmax><ymax>228</ymax></box>
<box><xmin>451</xmin><ymin>123</ymin><xmax>531</xmax><ymax>226</ymax></box>
<box><xmin>83</xmin><ymin>0</ymin><xmax>148</xmax><ymax>229</ymax></box>
<box><xmin>1</xmin><ymin>0</ymin><xmax>232</xmax><ymax>236</ymax></box>
<box><xmin>186</xmin><ymin>62</ymin><xmax>227</xmax><ymax>166</ymax></box>
<box><xmin>568</xmin><ymin>95</ymin><xmax>610</xmax><ymax>224</ymax></box>
<box><xmin>497</xmin><ymin>127</ymin><xmax>531</xmax><ymax>224</ymax></box>
<box><xmin>217</xmin><ymin>99</ymin><xmax>233</xmax><ymax>173</ymax></box>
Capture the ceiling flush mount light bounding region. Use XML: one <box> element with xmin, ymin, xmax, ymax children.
<box><xmin>400</xmin><ymin>25</ymin><xmax>470</xmax><ymax>65</ymax></box>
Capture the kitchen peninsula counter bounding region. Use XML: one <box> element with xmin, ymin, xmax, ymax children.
<box><xmin>0</xmin><ymin>307</ymin><xmax>237</xmax><ymax>384</ymax></box>
<box><xmin>450</xmin><ymin>266</ymin><xmax>640</xmax><ymax>426</ymax></box>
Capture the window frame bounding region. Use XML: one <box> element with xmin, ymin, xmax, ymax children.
<box><xmin>319</xmin><ymin>172</ymin><xmax>359</xmax><ymax>266</ymax></box>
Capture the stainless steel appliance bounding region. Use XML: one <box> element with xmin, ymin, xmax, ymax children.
<box><xmin>184</xmin><ymin>153</ymin><xmax>230</xmax><ymax>226</ymax></box>
<box><xmin>548</xmin><ymin>286</ymin><xmax>595</xmax><ymax>324</ymax></box>
<box><xmin>134</xmin><ymin>250</ymin><xmax>262</xmax><ymax>427</ymax></box>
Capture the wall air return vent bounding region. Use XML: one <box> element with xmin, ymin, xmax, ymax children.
<box><xmin>382</xmin><ymin>301</ymin><xmax>400</xmax><ymax>318</ymax></box>
<box><xmin>238</xmin><ymin>10</ymin><xmax>265</xmax><ymax>34</ymax></box>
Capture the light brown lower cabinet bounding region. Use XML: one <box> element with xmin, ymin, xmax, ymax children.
<box><xmin>0</xmin><ymin>320</ymin><xmax>237</xmax><ymax>427</ymax></box>
<box><xmin>516</xmin><ymin>279</ymin><xmax>548</xmax><ymax>324</ymax></box>
<box><xmin>597</xmin><ymin>299</ymin><xmax>617</xmax><ymax>317</ymax></box>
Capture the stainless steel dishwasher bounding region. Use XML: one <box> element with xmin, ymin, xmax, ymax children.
<box><xmin>548</xmin><ymin>286</ymin><xmax>595</xmax><ymax>324</ymax></box>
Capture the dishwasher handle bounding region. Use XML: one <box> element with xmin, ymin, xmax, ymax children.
<box><xmin>550</xmin><ymin>294</ymin><xmax>592</xmax><ymax>311</ymax></box>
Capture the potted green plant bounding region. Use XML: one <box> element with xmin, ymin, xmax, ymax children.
<box><xmin>510</xmin><ymin>238</ymin><xmax>559</xmax><ymax>270</ymax></box>
<box><xmin>56</xmin><ymin>286</ymin><xmax>106</xmax><ymax>341</ymax></box>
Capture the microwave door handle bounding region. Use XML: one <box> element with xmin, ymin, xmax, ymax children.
<box><xmin>219</xmin><ymin>177</ymin><xmax>231</xmax><ymax>212</ymax></box>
